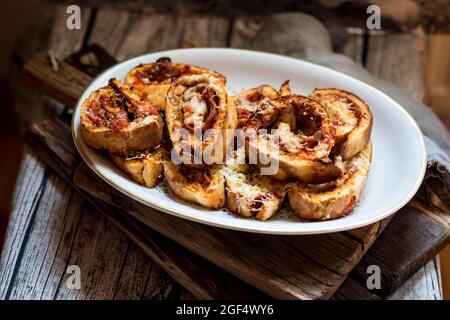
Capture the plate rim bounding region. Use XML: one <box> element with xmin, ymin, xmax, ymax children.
<box><xmin>71</xmin><ymin>47</ymin><xmax>427</xmax><ymax>235</ymax></box>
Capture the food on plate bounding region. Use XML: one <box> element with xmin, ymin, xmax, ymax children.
<box><xmin>243</xmin><ymin>94</ymin><xmax>341</xmax><ymax>183</ymax></box>
<box><xmin>233</xmin><ymin>81</ymin><xmax>291</xmax><ymax>128</ymax></box>
<box><xmin>79</xmin><ymin>57</ymin><xmax>373</xmax><ymax>222</ymax></box>
<box><xmin>165</xmin><ymin>73</ymin><xmax>237</xmax><ymax>166</ymax></box>
<box><xmin>110</xmin><ymin>146</ymin><xmax>167</xmax><ymax>188</ymax></box>
<box><xmin>311</xmin><ymin>88</ymin><xmax>372</xmax><ymax>160</ymax></box>
<box><xmin>222</xmin><ymin>148</ymin><xmax>286</xmax><ymax>221</ymax></box>
<box><xmin>163</xmin><ymin>161</ymin><xmax>226</xmax><ymax>209</ymax></box>
<box><xmin>80</xmin><ymin>78</ymin><xmax>163</xmax><ymax>154</ymax></box>
<box><xmin>125</xmin><ymin>57</ymin><xmax>225</xmax><ymax>111</ymax></box>
<box><xmin>288</xmin><ymin>142</ymin><xmax>372</xmax><ymax>220</ymax></box>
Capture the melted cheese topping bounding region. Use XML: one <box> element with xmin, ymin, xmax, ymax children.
<box><xmin>221</xmin><ymin>167</ymin><xmax>267</xmax><ymax>199</ymax></box>
<box><xmin>277</xmin><ymin>122</ymin><xmax>302</xmax><ymax>153</ymax></box>
<box><xmin>273</xmin><ymin>123</ymin><xmax>329</xmax><ymax>159</ymax></box>
<box><xmin>183</xmin><ymin>95</ymin><xmax>207</xmax><ymax>127</ymax></box>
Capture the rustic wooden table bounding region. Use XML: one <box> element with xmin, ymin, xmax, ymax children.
<box><xmin>0</xmin><ymin>6</ymin><xmax>443</xmax><ymax>299</ymax></box>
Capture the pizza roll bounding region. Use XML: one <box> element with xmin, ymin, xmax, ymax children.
<box><xmin>244</xmin><ymin>94</ymin><xmax>341</xmax><ymax>183</ymax></box>
<box><xmin>163</xmin><ymin>161</ymin><xmax>226</xmax><ymax>209</ymax></box>
<box><xmin>288</xmin><ymin>142</ymin><xmax>372</xmax><ymax>220</ymax></box>
<box><xmin>125</xmin><ymin>57</ymin><xmax>225</xmax><ymax>111</ymax></box>
<box><xmin>311</xmin><ymin>89</ymin><xmax>372</xmax><ymax>160</ymax></box>
<box><xmin>80</xmin><ymin>78</ymin><xmax>163</xmax><ymax>154</ymax></box>
<box><xmin>222</xmin><ymin>148</ymin><xmax>285</xmax><ymax>221</ymax></box>
<box><xmin>166</xmin><ymin>73</ymin><xmax>237</xmax><ymax>166</ymax></box>
<box><xmin>233</xmin><ymin>81</ymin><xmax>292</xmax><ymax>128</ymax></box>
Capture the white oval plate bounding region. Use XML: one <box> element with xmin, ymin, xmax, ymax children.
<box><xmin>72</xmin><ymin>48</ymin><xmax>426</xmax><ymax>235</ymax></box>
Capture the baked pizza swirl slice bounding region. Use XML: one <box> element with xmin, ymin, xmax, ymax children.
<box><xmin>288</xmin><ymin>142</ymin><xmax>372</xmax><ymax>220</ymax></box>
<box><xmin>311</xmin><ymin>89</ymin><xmax>373</xmax><ymax>160</ymax></box>
<box><xmin>233</xmin><ymin>81</ymin><xmax>291</xmax><ymax>128</ymax></box>
<box><xmin>110</xmin><ymin>146</ymin><xmax>167</xmax><ymax>188</ymax></box>
<box><xmin>166</xmin><ymin>73</ymin><xmax>237</xmax><ymax>166</ymax></box>
<box><xmin>221</xmin><ymin>147</ymin><xmax>285</xmax><ymax>221</ymax></box>
<box><xmin>125</xmin><ymin>57</ymin><xmax>226</xmax><ymax>111</ymax></box>
<box><xmin>163</xmin><ymin>161</ymin><xmax>226</xmax><ymax>209</ymax></box>
<box><xmin>80</xmin><ymin>78</ymin><xmax>163</xmax><ymax>154</ymax></box>
<box><xmin>244</xmin><ymin>94</ymin><xmax>341</xmax><ymax>183</ymax></box>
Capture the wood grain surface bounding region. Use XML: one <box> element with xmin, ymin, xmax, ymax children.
<box><xmin>2</xmin><ymin>7</ymin><xmax>182</xmax><ymax>300</ymax></box>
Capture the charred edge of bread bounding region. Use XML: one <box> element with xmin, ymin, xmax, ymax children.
<box><xmin>287</xmin><ymin>142</ymin><xmax>372</xmax><ymax>221</ymax></box>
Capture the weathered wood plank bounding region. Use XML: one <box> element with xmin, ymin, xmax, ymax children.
<box><xmin>90</xmin><ymin>10</ymin><xmax>230</xmax><ymax>61</ymax></box>
<box><xmin>388</xmin><ymin>259</ymin><xmax>443</xmax><ymax>300</ymax></box>
<box><xmin>12</xmin><ymin>5</ymin><xmax>92</xmax><ymax>126</ymax></box>
<box><xmin>332</xmin><ymin>277</ymin><xmax>381</xmax><ymax>300</ymax></box>
<box><xmin>0</xmin><ymin>149</ymin><xmax>47</xmax><ymax>299</ymax></box>
<box><xmin>113</xmin><ymin>246</ymin><xmax>174</xmax><ymax>300</ymax></box>
<box><xmin>7</xmin><ymin>172</ymin><xmax>78</xmax><ymax>299</ymax></box>
<box><xmin>349</xmin><ymin>202</ymin><xmax>447</xmax><ymax>298</ymax></box>
<box><xmin>4</xmin><ymin>9</ymin><xmax>179</xmax><ymax>301</ymax></box>
<box><xmin>366</xmin><ymin>32</ymin><xmax>425</xmax><ymax>101</ymax></box>
<box><xmin>115</xmin><ymin>14</ymin><xmax>229</xmax><ymax>61</ymax></box>
<box><xmin>53</xmin><ymin>204</ymin><xmax>174</xmax><ymax>300</ymax></box>
<box><xmin>340</xmin><ymin>27</ymin><xmax>365</xmax><ymax>65</ymax></box>
<box><xmin>87</xmin><ymin>9</ymin><xmax>135</xmax><ymax>57</ymax></box>
<box><xmin>0</xmin><ymin>4</ymin><xmax>92</xmax><ymax>300</ymax></box>
<box><xmin>23</xmin><ymin>52</ymin><xmax>92</xmax><ymax>108</ymax></box>
<box><xmin>13</xmin><ymin>5</ymin><xmax>92</xmax><ymax>63</ymax></box>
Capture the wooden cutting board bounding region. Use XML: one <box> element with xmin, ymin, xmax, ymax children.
<box><xmin>22</xmin><ymin>48</ymin><xmax>450</xmax><ymax>299</ymax></box>
<box><xmin>26</xmin><ymin>118</ymin><xmax>384</xmax><ymax>299</ymax></box>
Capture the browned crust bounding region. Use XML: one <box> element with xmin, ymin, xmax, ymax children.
<box><xmin>225</xmin><ymin>175</ymin><xmax>285</xmax><ymax>221</ymax></box>
<box><xmin>244</xmin><ymin>94</ymin><xmax>341</xmax><ymax>183</ymax></box>
<box><xmin>312</xmin><ymin>88</ymin><xmax>373</xmax><ymax>160</ymax></box>
<box><xmin>125</xmin><ymin>62</ymin><xmax>225</xmax><ymax>111</ymax></box>
<box><xmin>288</xmin><ymin>142</ymin><xmax>372</xmax><ymax>221</ymax></box>
<box><xmin>80</xmin><ymin>84</ymin><xmax>163</xmax><ymax>154</ymax></box>
<box><xmin>233</xmin><ymin>83</ymin><xmax>292</xmax><ymax>128</ymax></box>
<box><xmin>110</xmin><ymin>147</ymin><xmax>166</xmax><ymax>188</ymax></box>
<box><xmin>164</xmin><ymin>161</ymin><xmax>226</xmax><ymax>209</ymax></box>
<box><xmin>165</xmin><ymin>73</ymin><xmax>235</xmax><ymax>167</ymax></box>
<box><xmin>266</xmin><ymin>158</ymin><xmax>342</xmax><ymax>184</ymax></box>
